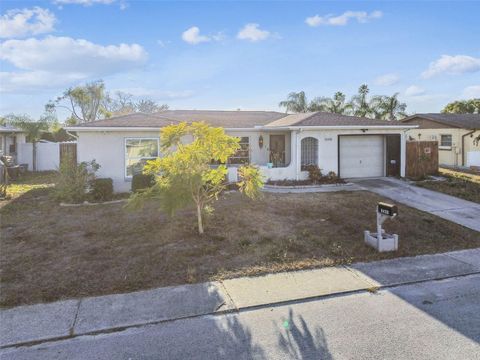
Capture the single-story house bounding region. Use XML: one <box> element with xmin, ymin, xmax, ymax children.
<box><xmin>0</xmin><ymin>125</ymin><xmax>26</xmax><ymax>159</ymax></box>
<box><xmin>402</xmin><ymin>113</ymin><xmax>480</xmax><ymax>167</ymax></box>
<box><xmin>66</xmin><ymin>110</ymin><xmax>417</xmax><ymax>192</ymax></box>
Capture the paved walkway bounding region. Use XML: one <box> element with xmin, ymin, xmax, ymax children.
<box><xmin>351</xmin><ymin>177</ymin><xmax>480</xmax><ymax>232</ymax></box>
<box><xmin>1</xmin><ymin>248</ymin><xmax>479</xmax><ymax>349</ymax></box>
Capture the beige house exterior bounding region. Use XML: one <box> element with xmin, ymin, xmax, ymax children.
<box><xmin>402</xmin><ymin>114</ymin><xmax>480</xmax><ymax>167</ymax></box>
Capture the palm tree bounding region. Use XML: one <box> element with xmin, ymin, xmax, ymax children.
<box><xmin>349</xmin><ymin>84</ymin><xmax>372</xmax><ymax>117</ymax></box>
<box><xmin>279</xmin><ymin>91</ymin><xmax>309</xmax><ymax>113</ymax></box>
<box><xmin>370</xmin><ymin>93</ymin><xmax>407</xmax><ymax>120</ymax></box>
<box><xmin>6</xmin><ymin>114</ymin><xmax>51</xmax><ymax>171</ymax></box>
<box><xmin>310</xmin><ymin>92</ymin><xmax>351</xmax><ymax>114</ymax></box>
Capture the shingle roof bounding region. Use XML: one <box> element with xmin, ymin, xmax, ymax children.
<box><xmin>69</xmin><ymin>110</ymin><xmax>287</xmax><ymax>129</ymax></box>
<box><xmin>285</xmin><ymin>112</ymin><xmax>409</xmax><ymax>127</ymax></box>
<box><xmin>69</xmin><ymin>113</ymin><xmax>181</xmax><ymax>128</ymax></box>
<box><xmin>265</xmin><ymin>112</ymin><xmax>317</xmax><ymax>127</ymax></box>
<box><xmin>0</xmin><ymin>125</ymin><xmax>23</xmax><ymax>133</ymax></box>
<box><xmin>157</xmin><ymin>110</ymin><xmax>287</xmax><ymax>127</ymax></box>
<box><xmin>68</xmin><ymin>110</ymin><xmax>414</xmax><ymax>130</ymax></box>
<box><xmin>402</xmin><ymin>113</ymin><xmax>480</xmax><ymax>129</ymax></box>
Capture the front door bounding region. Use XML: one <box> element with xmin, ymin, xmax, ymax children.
<box><xmin>386</xmin><ymin>135</ymin><xmax>401</xmax><ymax>177</ymax></box>
<box><xmin>270</xmin><ymin>135</ymin><xmax>285</xmax><ymax>167</ymax></box>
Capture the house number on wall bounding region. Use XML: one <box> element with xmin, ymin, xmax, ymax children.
<box><xmin>324</xmin><ymin>138</ymin><xmax>333</xmax><ymax>141</ymax></box>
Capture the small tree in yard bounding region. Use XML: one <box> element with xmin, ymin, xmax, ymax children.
<box><xmin>128</xmin><ymin>122</ymin><xmax>264</xmax><ymax>234</ymax></box>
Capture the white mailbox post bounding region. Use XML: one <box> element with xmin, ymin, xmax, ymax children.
<box><xmin>364</xmin><ymin>202</ymin><xmax>399</xmax><ymax>252</ymax></box>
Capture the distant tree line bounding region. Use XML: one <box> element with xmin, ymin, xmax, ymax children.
<box><xmin>45</xmin><ymin>80</ymin><xmax>169</xmax><ymax>125</ymax></box>
<box><xmin>279</xmin><ymin>85</ymin><xmax>407</xmax><ymax>120</ymax></box>
<box><xmin>441</xmin><ymin>99</ymin><xmax>480</xmax><ymax>114</ymax></box>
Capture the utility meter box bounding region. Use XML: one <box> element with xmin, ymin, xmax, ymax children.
<box><xmin>364</xmin><ymin>202</ymin><xmax>399</xmax><ymax>252</ymax></box>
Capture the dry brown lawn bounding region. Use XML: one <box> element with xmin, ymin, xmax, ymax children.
<box><xmin>415</xmin><ymin>168</ymin><xmax>480</xmax><ymax>203</ymax></box>
<box><xmin>1</xmin><ymin>172</ymin><xmax>479</xmax><ymax>308</ymax></box>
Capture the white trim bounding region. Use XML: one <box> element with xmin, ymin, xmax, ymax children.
<box><xmin>228</xmin><ymin>135</ymin><xmax>251</xmax><ymax>165</ymax></box>
<box><xmin>67</xmin><ymin>124</ymin><xmax>418</xmax><ymax>132</ymax></box>
<box><xmin>67</xmin><ymin>127</ymin><xmax>164</xmax><ymax>132</ymax></box>
<box><xmin>259</xmin><ymin>125</ymin><xmax>418</xmax><ymax>130</ymax></box>
<box><xmin>124</xmin><ymin>137</ymin><xmax>160</xmax><ymax>179</ymax></box>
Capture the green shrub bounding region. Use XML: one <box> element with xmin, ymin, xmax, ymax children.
<box><xmin>90</xmin><ymin>178</ymin><xmax>113</xmax><ymax>201</ymax></box>
<box><xmin>54</xmin><ymin>160</ymin><xmax>100</xmax><ymax>203</ymax></box>
<box><xmin>131</xmin><ymin>173</ymin><xmax>155</xmax><ymax>192</ymax></box>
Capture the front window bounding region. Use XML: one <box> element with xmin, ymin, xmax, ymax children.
<box><xmin>228</xmin><ymin>136</ymin><xmax>250</xmax><ymax>165</ymax></box>
<box><xmin>440</xmin><ymin>134</ymin><xmax>452</xmax><ymax>148</ymax></box>
<box><xmin>301</xmin><ymin>137</ymin><xmax>318</xmax><ymax>170</ymax></box>
<box><xmin>125</xmin><ymin>138</ymin><xmax>159</xmax><ymax>177</ymax></box>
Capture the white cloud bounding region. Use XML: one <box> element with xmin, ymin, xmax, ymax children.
<box><xmin>305</xmin><ymin>10</ymin><xmax>382</xmax><ymax>27</ymax></box>
<box><xmin>374</xmin><ymin>73</ymin><xmax>400</xmax><ymax>86</ymax></box>
<box><xmin>0</xmin><ymin>36</ymin><xmax>147</xmax><ymax>92</ymax></box>
<box><xmin>237</xmin><ymin>23</ymin><xmax>270</xmax><ymax>42</ymax></box>
<box><xmin>462</xmin><ymin>85</ymin><xmax>480</xmax><ymax>98</ymax></box>
<box><xmin>182</xmin><ymin>26</ymin><xmax>211</xmax><ymax>45</ymax></box>
<box><xmin>405</xmin><ymin>85</ymin><xmax>426</xmax><ymax>97</ymax></box>
<box><xmin>0</xmin><ymin>7</ymin><xmax>56</xmax><ymax>39</ymax></box>
<box><xmin>422</xmin><ymin>54</ymin><xmax>480</xmax><ymax>78</ymax></box>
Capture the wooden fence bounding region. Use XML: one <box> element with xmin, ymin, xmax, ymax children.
<box><xmin>59</xmin><ymin>142</ymin><xmax>77</xmax><ymax>167</ymax></box>
<box><xmin>406</xmin><ymin>141</ymin><xmax>438</xmax><ymax>179</ymax></box>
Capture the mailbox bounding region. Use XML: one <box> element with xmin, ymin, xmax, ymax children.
<box><xmin>377</xmin><ymin>202</ymin><xmax>398</xmax><ymax>217</ymax></box>
<box><xmin>365</xmin><ymin>202</ymin><xmax>399</xmax><ymax>252</ymax></box>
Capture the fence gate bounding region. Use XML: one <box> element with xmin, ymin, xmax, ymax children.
<box><xmin>59</xmin><ymin>142</ymin><xmax>77</xmax><ymax>167</ymax></box>
<box><xmin>406</xmin><ymin>141</ymin><xmax>438</xmax><ymax>179</ymax></box>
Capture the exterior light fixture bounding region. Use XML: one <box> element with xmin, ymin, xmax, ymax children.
<box><xmin>259</xmin><ymin>135</ymin><xmax>264</xmax><ymax>149</ymax></box>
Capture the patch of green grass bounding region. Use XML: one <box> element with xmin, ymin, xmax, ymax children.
<box><xmin>4</xmin><ymin>171</ymin><xmax>57</xmax><ymax>199</ymax></box>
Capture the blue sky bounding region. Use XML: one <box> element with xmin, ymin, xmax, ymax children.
<box><xmin>1</xmin><ymin>0</ymin><xmax>479</xmax><ymax>120</ymax></box>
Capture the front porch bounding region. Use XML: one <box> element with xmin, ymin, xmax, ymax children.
<box><xmin>226</xmin><ymin>130</ymin><xmax>298</xmax><ymax>182</ymax></box>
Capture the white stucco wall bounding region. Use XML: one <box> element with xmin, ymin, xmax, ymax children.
<box><xmin>77</xmin><ymin>130</ymin><xmax>161</xmax><ymax>192</ymax></box>
<box><xmin>77</xmin><ymin>127</ymin><xmax>408</xmax><ymax>192</ymax></box>
<box><xmin>296</xmin><ymin>128</ymin><xmax>407</xmax><ymax>179</ymax></box>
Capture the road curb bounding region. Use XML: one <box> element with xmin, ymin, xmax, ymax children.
<box><xmin>1</xmin><ymin>248</ymin><xmax>479</xmax><ymax>349</ymax></box>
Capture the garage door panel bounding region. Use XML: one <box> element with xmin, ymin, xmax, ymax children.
<box><xmin>340</xmin><ymin>136</ymin><xmax>384</xmax><ymax>178</ymax></box>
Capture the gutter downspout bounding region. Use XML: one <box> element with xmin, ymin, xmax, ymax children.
<box><xmin>66</xmin><ymin>130</ymin><xmax>78</xmax><ymax>140</ymax></box>
<box><xmin>462</xmin><ymin>129</ymin><xmax>476</xmax><ymax>167</ymax></box>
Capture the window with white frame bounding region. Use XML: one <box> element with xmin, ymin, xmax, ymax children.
<box><xmin>301</xmin><ymin>137</ymin><xmax>318</xmax><ymax>170</ymax></box>
<box><xmin>125</xmin><ymin>138</ymin><xmax>159</xmax><ymax>177</ymax></box>
<box><xmin>228</xmin><ymin>136</ymin><xmax>250</xmax><ymax>165</ymax></box>
<box><xmin>440</xmin><ymin>134</ymin><xmax>452</xmax><ymax>148</ymax></box>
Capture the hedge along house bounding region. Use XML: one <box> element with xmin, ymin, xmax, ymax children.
<box><xmin>402</xmin><ymin>113</ymin><xmax>480</xmax><ymax>168</ymax></box>
<box><xmin>66</xmin><ymin>110</ymin><xmax>417</xmax><ymax>193</ymax></box>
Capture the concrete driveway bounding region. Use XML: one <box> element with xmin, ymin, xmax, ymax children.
<box><xmin>351</xmin><ymin>177</ymin><xmax>480</xmax><ymax>232</ymax></box>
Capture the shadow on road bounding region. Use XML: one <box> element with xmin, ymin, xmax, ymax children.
<box><xmin>277</xmin><ymin>308</ymin><xmax>332</xmax><ymax>360</ymax></box>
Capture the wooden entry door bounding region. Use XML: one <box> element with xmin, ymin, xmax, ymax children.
<box><xmin>386</xmin><ymin>135</ymin><xmax>401</xmax><ymax>177</ymax></box>
<box><xmin>270</xmin><ymin>135</ymin><xmax>285</xmax><ymax>166</ymax></box>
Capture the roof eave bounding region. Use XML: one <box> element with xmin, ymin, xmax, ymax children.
<box><xmin>259</xmin><ymin>125</ymin><xmax>418</xmax><ymax>130</ymax></box>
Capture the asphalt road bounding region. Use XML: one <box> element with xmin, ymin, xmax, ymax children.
<box><xmin>2</xmin><ymin>274</ymin><xmax>479</xmax><ymax>360</ymax></box>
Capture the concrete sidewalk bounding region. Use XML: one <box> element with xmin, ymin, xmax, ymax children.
<box><xmin>352</xmin><ymin>177</ymin><xmax>480</xmax><ymax>232</ymax></box>
<box><xmin>1</xmin><ymin>248</ymin><xmax>479</xmax><ymax>349</ymax></box>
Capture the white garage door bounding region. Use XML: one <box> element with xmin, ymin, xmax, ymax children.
<box><xmin>340</xmin><ymin>136</ymin><xmax>385</xmax><ymax>178</ymax></box>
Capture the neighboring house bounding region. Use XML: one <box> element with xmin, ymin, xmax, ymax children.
<box><xmin>402</xmin><ymin>113</ymin><xmax>480</xmax><ymax>167</ymax></box>
<box><xmin>66</xmin><ymin>110</ymin><xmax>416</xmax><ymax>192</ymax></box>
<box><xmin>0</xmin><ymin>125</ymin><xmax>26</xmax><ymax>160</ymax></box>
